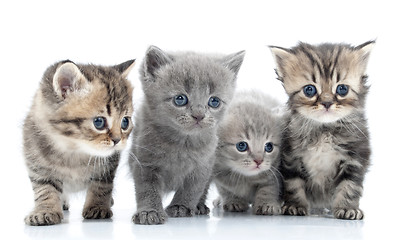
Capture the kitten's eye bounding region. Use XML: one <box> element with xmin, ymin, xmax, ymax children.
<box><xmin>265</xmin><ymin>142</ymin><xmax>274</xmax><ymax>153</ymax></box>
<box><xmin>93</xmin><ymin>117</ymin><xmax>107</xmax><ymax>130</ymax></box>
<box><xmin>236</xmin><ymin>141</ymin><xmax>248</xmax><ymax>152</ymax></box>
<box><xmin>174</xmin><ymin>94</ymin><xmax>188</xmax><ymax>106</ymax></box>
<box><xmin>303</xmin><ymin>85</ymin><xmax>317</xmax><ymax>98</ymax></box>
<box><xmin>208</xmin><ymin>96</ymin><xmax>221</xmax><ymax>108</ymax></box>
<box><xmin>336</xmin><ymin>84</ymin><xmax>349</xmax><ymax>97</ymax></box>
<box><xmin>121</xmin><ymin>117</ymin><xmax>130</xmax><ymax>130</ymax></box>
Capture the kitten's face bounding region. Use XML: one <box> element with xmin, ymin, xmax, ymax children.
<box><xmin>218</xmin><ymin>105</ymin><xmax>280</xmax><ymax>177</ymax></box>
<box><xmin>270</xmin><ymin>42</ymin><xmax>374</xmax><ymax>123</ymax></box>
<box><xmin>141</xmin><ymin>46</ymin><xmax>245</xmax><ymax>135</ymax></box>
<box><xmin>42</xmin><ymin>60</ymin><xmax>135</xmax><ymax>157</ymax></box>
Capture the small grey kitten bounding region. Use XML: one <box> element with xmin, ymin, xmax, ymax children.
<box><xmin>269</xmin><ymin>41</ymin><xmax>374</xmax><ymax>220</ymax></box>
<box><xmin>23</xmin><ymin>59</ymin><xmax>135</xmax><ymax>225</ymax></box>
<box><xmin>130</xmin><ymin>46</ymin><xmax>245</xmax><ymax>225</ymax></box>
<box><xmin>213</xmin><ymin>90</ymin><xmax>284</xmax><ymax>215</ymax></box>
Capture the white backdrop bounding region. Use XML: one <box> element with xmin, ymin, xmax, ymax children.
<box><xmin>1</xmin><ymin>0</ymin><xmax>405</xmax><ymax>239</ymax></box>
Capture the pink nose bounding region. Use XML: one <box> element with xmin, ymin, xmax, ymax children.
<box><xmin>254</xmin><ymin>159</ymin><xmax>263</xmax><ymax>166</ymax></box>
<box><xmin>192</xmin><ymin>114</ymin><xmax>205</xmax><ymax>122</ymax></box>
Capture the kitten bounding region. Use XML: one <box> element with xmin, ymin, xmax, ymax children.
<box><xmin>269</xmin><ymin>41</ymin><xmax>374</xmax><ymax>220</ymax></box>
<box><xmin>130</xmin><ymin>46</ymin><xmax>245</xmax><ymax>225</ymax></box>
<box><xmin>23</xmin><ymin>59</ymin><xmax>135</xmax><ymax>225</ymax></box>
<box><xmin>213</xmin><ymin>90</ymin><xmax>284</xmax><ymax>215</ymax></box>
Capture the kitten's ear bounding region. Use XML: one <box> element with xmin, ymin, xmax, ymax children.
<box><xmin>269</xmin><ymin>46</ymin><xmax>294</xmax><ymax>82</ymax></box>
<box><xmin>53</xmin><ymin>61</ymin><xmax>89</xmax><ymax>99</ymax></box>
<box><xmin>356</xmin><ymin>40</ymin><xmax>375</xmax><ymax>61</ymax></box>
<box><xmin>222</xmin><ymin>50</ymin><xmax>245</xmax><ymax>75</ymax></box>
<box><xmin>114</xmin><ymin>59</ymin><xmax>136</xmax><ymax>78</ymax></box>
<box><xmin>143</xmin><ymin>45</ymin><xmax>172</xmax><ymax>78</ymax></box>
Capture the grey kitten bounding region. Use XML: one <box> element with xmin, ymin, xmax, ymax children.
<box><xmin>23</xmin><ymin>59</ymin><xmax>135</xmax><ymax>225</ymax></box>
<box><xmin>269</xmin><ymin>41</ymin><xmax>374</xmax><ymax>220</ymax></box>
<box><xmin>130</xmin><ymin>46</ymin><xmax>245</xmax><ymax>225</ymax></box>
<box><xmin>213</xmin><ymin>90</ymin><xmax>284</xmax><ymax>215</ymax></box>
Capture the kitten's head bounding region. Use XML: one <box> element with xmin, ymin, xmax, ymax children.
<box><xmin>140</xmin><ymin>46</ymin><xmax>245</xmax><ymax>135</ymax></box>
<box><xmin>38</xmin><ymin>59</ymin><xmax>135</xmax><ymax>157</ymax></box>
<box><xmin>217</xmin><ymin>92</ymin><xmax>282</xmax><ymax>176</ymax></box>
<box><xmin>270</xmin><ymin>41</ymin><xmax>374</xmax><ymax>123</ymax></box>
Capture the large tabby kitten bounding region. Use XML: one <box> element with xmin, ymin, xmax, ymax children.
<box><xmin>130</xmin><ymin>46</ymin><xmax>245</xmax><ymax>225</ymax></box>
<box><xmin>213</xmin><ymin>91</ymin><xmax>284</xmax><ymax>215</ymax></box>
<box><xmin>23</xmin><ymin>59</ymin><xmax>135</xmax><ymax>225</ymax></box>
<box><xmin>269</xmin><ymin>41</ymin><xmax>374</xmax><ymax>220</ymax></box>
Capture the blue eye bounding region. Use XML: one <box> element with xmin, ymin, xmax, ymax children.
<box><xmin>121</xmin><ymin>117</ymin><xmax>130</xmax><ymax>130</ymax></box>
<box><xmin>336</xmin><ymin>84</ymin><xmax>349</xmax><ymax>96</ymax></box>
<box><xmin>208</xmin><ymin>96</ymin><xmax>221</xmax><ymax>108</ymax></box>
<box><xmin>265</xmin><ymin>142</ymin><xmax>274</xmax><ymax>153</ymax></box>
<box><xmin>303</xmin><ymin>85</ymin><xmax>317</xmax><ymax>98</ymax></box>
<box><xmin>93</xmin><ymin>117</ymin><xmax>106</xmax><ymax>130</ymax></box>
<box><xmin>236</xmin><ymin>141</ymin><xmax>248</xmax><ymax>152</ymax></box>
<box><xmin>174</xmin><ymin>94</ymin><xmax>188</xmax><ymax>106</ymax></box>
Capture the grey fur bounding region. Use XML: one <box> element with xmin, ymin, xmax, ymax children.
<box><xmin>130</xmin><ymin>46</ymin><xmax>245</xmax><ymax>225</ymax></box>
<box><xmin>23</xmin><ymin>60</ymin><xmax>135</xmax><ymax>225</ymax></box>
<box><xmin>213</xmin><ymin>91</ymin><xmax>284</xmax><ymax>215</ymax></box>
<box><xmin>269</xmin><ymin>41</ymin><xmax>374</xmax><ymax>220</ymax></box>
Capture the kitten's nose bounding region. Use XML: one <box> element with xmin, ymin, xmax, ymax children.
<box><xmin>254</xmin><ymin>159</ymin><xmax>263</xmax><ymax>166</ymax></box>
<box><xmin>192</xmin><ymin>114</ymin><xmax>205</xmax><ymax>122</ymax></box>
<box><xmin>321</xmin><ymin>101</ymin><xmax>333</xmax><ymax>109</ymax></box>
<box><xmin>112</xmin><ymin>138</ymin><xmax>121</xmax><ymax>145</ymax></box>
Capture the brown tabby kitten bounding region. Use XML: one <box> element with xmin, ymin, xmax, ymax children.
<box><xmin>269</xmin><ymin>41</ymin><xmax>374</xmax><ymax>220</ymax></box>
<box><xmin>23</xmin><ymin>59</ymin><xmax>135</xmax><ymax>226</ymax></box>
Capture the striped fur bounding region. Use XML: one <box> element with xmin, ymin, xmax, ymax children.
<box><xmin>269</xmin><ymin>41</ymin><xmax>374</xmax><ymax>220</ymax></box>
<box><xmin>213</xmin><ymin>91</ymin><xmax>284</xmax><ymax>215</ymax></box>
<box><xmin>23</xmin><ymin>60</ymin><xmax>135</xmax><ymax>225</ymax></box>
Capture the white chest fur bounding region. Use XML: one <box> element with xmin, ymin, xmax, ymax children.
<box><xmin>302</xmin><ymin>133</ymin><xmax>343</xmax><ymax>187</ymax></box>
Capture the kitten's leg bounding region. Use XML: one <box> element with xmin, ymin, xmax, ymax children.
<box><xmin>82</xmin><ymin>178</ymin><xmax>114</xmax><ymax>219</ymax></box>
<box><xmin>332</xmin><ymin>169</ymin><xmax>365</xmax><ymax>220</ymax></box>
<box><xmin>166</xmin><ymin>171</ymin><xmax>211</xmax><ymax>218</ymax></box>
<box><xmin>217</xmin><ymin>185</ymin><xmax>249</xmax><ymax>212</ymax></box>
<box><xmin>132</xmin><ymin>166</ymin><xmax>167</xmax><ymax>225</ymax></box>
<box><xmin>282</xmin><ymin>178</ymin><xmax>310</xmax><ymax>216</ymax></box>
<box><xmin>25</xmin><ymin>177</ymin><xmax>64</xmax><ymax>226</ymax></box>
<box><xmin>195</xmin><ymin>182</ymin><xmax>211</xmax><ymax>215</ymax></box>
<box><xmin>253</xmin><ymin>185</ymin><xmax>282</xmax><ymax>215</ymax></box>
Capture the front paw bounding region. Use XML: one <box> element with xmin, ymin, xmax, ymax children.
<box><xmin>166</xmin><ymin>205</ymin><xmax>194</xmax><ymax>217</ymax></box>
<box><xmin>25</xmin><ymin>210</ymin><xmax>63</xmax><ymax>226</ymax></box>
<box><xmin>253</xmin><ymin>203</ymin><xmax>281</xmax><ymax>215</ymax></box>
<box><xmin>282</xmin><ymin>204</ymin><xmax>308</xmax><ymax>216</ymax></box>
<box><xmin>223</xmin><ymin>201</ymin><xmax>249</xmax><ymax>212</ymax></box>
<box><xmin>195</xmin><ymin>203</ymin><xmax>210</xmax><ymax>215</ymax></box>
<box><xmin>132</xmin><ymin>210</ymin><xmax>167</xmax><ymax>225</ymax></box>
<box><xmin>333</xmin><ymin>208</ymin><xmax>364</xmax><ymax>220</ymax></box>
<box><xmin>82</xmin><ymin>206</ymin><xmax>112</xmax><ymax>219</ymax></box>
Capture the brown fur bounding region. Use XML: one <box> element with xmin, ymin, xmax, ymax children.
<box><xmin>23</xmin><ymin>59</ymin><xmax>135</xmax><ymax>225</ymax></box>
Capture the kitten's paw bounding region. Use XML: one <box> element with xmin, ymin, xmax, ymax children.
<box><xmin>253</xmin><ymin>203</ymin><xmax>281</xmax><ymax>215</ymax></box>
<box><xmin>333</xmin><ymin>208</ymin><xmax>364</xmax><ymax>220</ymax></box>
<box><xmin>82</xmin><ymin>206</ymin><xmax>113</xmax><ymax>219</ymax></box>
<box><xmin>132</xmin><ymin>210</ymin><xmax>167</xmax><ymax>225</ymax></box>
<box><xmin>223</xmin><ymin>201</ymin><xmax>249</xmax><ymax>212</ymax></box>
<box><xmin>195</xmin><ymin>203</ymin><xmax>210</xmax><ymax>215</ymax></box>
<box><xmin>282</xmin><ymin>204</ymin><xmax>308</xmax><ymax>216</ymax></box>
<box><xmin>25</xmin><ymin>210</ymin><xmax>63</xmax><ymax>226</ymax></box>
<box><xmin>166</xmin><ymin>205</ymin><xmax>194</xmax><ymax>217</ymax></box>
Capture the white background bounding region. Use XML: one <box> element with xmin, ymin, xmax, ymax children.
<box><xmin>1</xmin><ymin>0</ymin><xmax>405</xmax><ymax>239</ymax></box>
